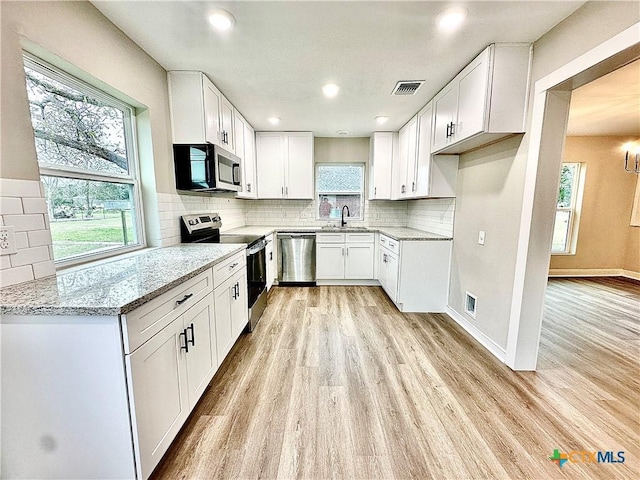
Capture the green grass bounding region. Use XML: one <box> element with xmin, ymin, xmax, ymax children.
<box><xmin>50</xmin><ymin>211</ymin><xmax>136</xmax><ymax>260</ymax></box>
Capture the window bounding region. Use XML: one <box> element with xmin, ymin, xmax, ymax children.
<box><xmin>24</xmin><ymin>55</ymin><xmax>144</xmax><ymax>264</ymax></box>
<box><xmin>316</xmin><ymin>164</ymin><xmax>364</xmax><ymax>220</ymax></box>
<box><xmin>551</xmin><ymin>162</ymin><xmax>585</xmax><ymax>254</ymax></box>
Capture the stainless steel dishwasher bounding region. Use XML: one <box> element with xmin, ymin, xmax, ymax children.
<box><xmin>278</xmin><ymin>232</ymin><xmax>316</xmax><ymax>284</ymax></box>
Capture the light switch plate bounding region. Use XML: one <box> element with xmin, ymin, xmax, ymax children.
<box><xmin>478</xmin><ymin>230</ymin><xmax>486</xmax><ymax>245</ymax></box>
<box><xmin>0</xmin><ymin>226</ymin><xmax>17</xmax><ymax>255</ymax></box>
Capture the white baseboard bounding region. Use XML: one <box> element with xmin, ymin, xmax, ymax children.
<box><xmin>549</xmin><ymin>268</ymin><xmax>640</xmax><ymax>280</ymax></box>
<box><xmin>315</xmin><ymin>279</ymin><xmax>380</xmax><ymax>286</ymax></box>
<box><xmin>445</xmin><ymin>306</ymin><xmax>507</xmax><ymax>363</ymax></box>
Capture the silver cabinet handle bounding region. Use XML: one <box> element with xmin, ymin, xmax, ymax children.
<box><xmin>401</xmin><ymin>185</ymin><xmax>406</xmax><ymax>194</ymax></box>
<box><xmin>389</xmin><ymin>242</ymin><xmax>396</xmax><ymax>248</ymax></box>
<box><xmin>412</xmin><ymin>182</ymin><xmax>415</xmax><ymax>192</ymax></box>
<box><xmin>176</xmin><ymin>293</ymin><xmax>193</xmax><ymax>306</ymax></box>
<box><xmin>285</xmin><ymin>186</ymin><xmax>288</xmax><ymax>196</ymax></box>
<box><xmin>229</xmin><ymin>262</ymin><xmax>239</xmax><ymax>271</ymax></box>
<box><xmin>247</xmin><ymin>183</ymin><xmax>251</xmax><ymax>192</ymax></box>
<box><xmin>374</xmin><ymin>186</ymin><xmax>377</xmax><ymax>196</ymax></box>
<box><xmin>346</xmin><ymin>247</ymin><xmax>349</xmax><ymax>256</ymax></box>
<box><xmin>281</xmin><ymin>186</ymin><xmax>284</xmax><ymax>196</ymax></box>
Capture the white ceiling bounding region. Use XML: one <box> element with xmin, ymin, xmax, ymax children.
<box><xmin>92</xmin><ymin>1</ymin><xmax>585</xmax><ymax>137</ymax></box>
<box><xmin>567</xmin><ymin>59</ymin><xmax>640</xmax><ymax>136</ymax></box>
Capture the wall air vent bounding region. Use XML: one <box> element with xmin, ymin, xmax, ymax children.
<box><xmin>465</xmin><ymin>291</ymin><xmax>477</xmax><ymax>319</ymax></box>
<box><xmin>391</xmin><ymin>80</ymin><xmax>425</xmax><ymax>96</ymax></box>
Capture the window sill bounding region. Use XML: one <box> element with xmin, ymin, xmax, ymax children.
<box><xmin>55</xmin><ymin>244</ymin><xmax>149</xmax><ymax>271</ymax></box>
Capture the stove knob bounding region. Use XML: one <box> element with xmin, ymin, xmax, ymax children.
<box><xmin>189</xmin><ymin>219</ymin><xmax>198</xmax><ymax>226</ymax></box>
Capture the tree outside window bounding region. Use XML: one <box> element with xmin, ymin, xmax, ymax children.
<box><xmin>23</xmin><ymin>55</ymin><xmax>144</xmax><ymax>264</ymax></box>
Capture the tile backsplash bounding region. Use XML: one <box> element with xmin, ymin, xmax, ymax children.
<box><xmin>0</xmin><ymin>178</ymin><xmax>56</xmax><ymax>288</ymax></box>
<box><xmin>244</xmin><ymin>199</ymin><xmax>408</xmax><ymax>227</ymax></box>
<box><xmin>157</xmin><ymin>192</ymin><xmax>246</xmax><ymax>246</ymax></box>
<box><xmin>406</xmin><ymin>198</ymin><xmax>456</xmax><ymax>237</ymax></box>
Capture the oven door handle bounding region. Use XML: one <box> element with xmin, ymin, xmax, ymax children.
<box><xmin>247</xmin><ymin>240</ymin><xmax>267</xmax><ymax>255</ymax></box>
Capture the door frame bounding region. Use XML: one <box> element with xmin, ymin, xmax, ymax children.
<box><xmin>505</xmin><ymin>23</ymin><xmax>640</xmax><ymax>370</ymax></box>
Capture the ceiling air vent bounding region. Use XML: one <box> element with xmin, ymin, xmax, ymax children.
<box><xmin>391</xmin><ymin>80</ymin><xmax>425</xmax><ymax>96</ymax></box>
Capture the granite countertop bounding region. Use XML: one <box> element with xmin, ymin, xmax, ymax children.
<box><xmin>226</xmin><ymin>225</ymin><xmax>452</xmax><ymax>241</ymax></box>
<box><xmin>0</xmin><ymin>244</ymin><xmax>245</xmax><ymax>317</ymax></box>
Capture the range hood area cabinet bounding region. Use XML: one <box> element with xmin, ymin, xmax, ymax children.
<box><xmin>255</xmin><ymin>132</ymin><xmax>314</xmax><ymax>199</ymax></box>
<box><xmin>431</xmin><ymin>43</ymin><xmax>532</xmax><ymax>155</ymax></box>
<box><xmin>167</xmin><ymin>71</ymin><xmax>238</xmax><ymax>153</ymax></box>
<box><xmin>389</xmin><ymin>101</ymin><xmax>459</xmax><ymax>200</ymax></box>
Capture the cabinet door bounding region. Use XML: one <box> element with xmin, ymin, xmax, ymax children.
<box><xmin>316</xmin><ymin>244</ymin><xmax>345</xmax><ymax>279</ymax></box>
<box><xmin>404</xmin><ymin>116</ymin><xmax>418</xmax><ymax>197</ymax></box>
<box><xmin>213</xmin><ymin>277</ymin><xmax>235</xmax><ymax>365</ymax></box>
<box><xmin>239</xmin><ymin>123</ymin><xmax>257</xmax><ymax>199</ymax></box>
<box><xmin>378</xmin><ymin>249</ymin><xmax>388</xmax><ymax>289</ymax></box>
<box><xmin>203</xmin><ymin>78</ymin><xmax>222</xmax><ymax>145</ymax></box>
<box><xmin>231</xmin><ymin>270</ymin><xmax>249</xmax><ymax>338</ymax></box>
<box><xmin>285</xmin><ymin>133</ymin><xmax>314</xmax><ymax>199</ymax></box>
<box><xmin>368</xmin><ymin>132</ymin><xmax>393</xmax><ymax>200</ymax></box>
<box><xmin>265</xmin><ymin>236</ymin><xmax>274</xmax><ymax>291</ymax></box>
<box><xmin>456</xmin><ymin>48</ymin><xmax>490</xmax><ymax>142</ymax></box>
<box><xmin>345</xmin><ymin>244</ymin><xmax>375</xmax><ymax>279</ymax></box>
<box><xmin>393</xmin><ymin>122</ymin><xmax>410</xmax><ymax>199</ymax></box>
<box><xmin>386</xmin><ymin>252</ymin><xmax>400</xmax><ymax>302</ymax></box>
<box><xmin>233</xmin><ymin>111</ymin><xmax>245</xmax><ymax>160</ymax></box>
<box><xmin>220</xmin><ymin>96</ymin><xmax>235</xmax><ymax>152</ymax></box>
<box><xmin>414</xmin><ymin>102</ymin><xmax>434</xmax><ymax>197</ymax></box>
<box><xmin>432</xmin><ymin>83</ymin><xmax>458</xmax><ymax>152</ymax></box>
<box><xmin>128</xmin><ymin>319</ymin><xmax>189</xmax><ymax>480</ymax></box>
<box><xmin>256</xmin><ymin>133</ymin><xmax>285</xmax><ymax>198</ymax></box>
<box><xmin>183</xmin><ymin>297</ymin><xmax>216</xmax><ymax>407</ymax></box>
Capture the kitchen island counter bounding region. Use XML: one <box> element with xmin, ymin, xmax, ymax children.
<box><xmin>0</xmin><ymin>244</ymin><xmax>245</xmax><ymax>316</ymax></box>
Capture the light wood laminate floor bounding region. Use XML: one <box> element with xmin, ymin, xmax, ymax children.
<box><xmin>152</xmin><ymin>278</ymin><xmax>639</xmax><ymax>479</ymax></box>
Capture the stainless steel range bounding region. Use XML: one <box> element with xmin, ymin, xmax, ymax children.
<box><xmin>180</xmin><ymin>213</ymin><xmax>267</xmax><ymax>332</ymax></box>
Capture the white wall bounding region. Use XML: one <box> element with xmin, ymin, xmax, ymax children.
<box><xmin>447</xmin><ymin>1</ymin><xmax>640</xmax><ymax>359</ymax></box>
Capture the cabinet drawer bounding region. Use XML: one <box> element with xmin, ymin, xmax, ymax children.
<box><xmin>213</xmin><ymin>251</ymin><xmax>246</xmax><ymax>286</ymax></box>
<box><xmin>317</xmin><ymin>232</ymin><xmax>346</xmax><ymax>243</ymax></box>
<box><xmin>346</xmin><ymin>233</ymin><xmax>374</xmax><ymax>243</ymax></box>
<box><xmin>379</xmin><ymin>234</ymin><xmax>400</xmax><ymax>254</ymax></box>
<box><xmin>122</xmin><ymin>269</ymin><xmax>213</xmax><ymax>354</ymax></box>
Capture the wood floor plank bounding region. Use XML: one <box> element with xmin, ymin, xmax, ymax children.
<box><xmin>152</xmin><ymin>278</ymin><xmax>640</xmax><ymax>480</ymax></box>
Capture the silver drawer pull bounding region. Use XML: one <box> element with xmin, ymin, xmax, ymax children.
<box><xmin>389</xmin><ymin>242</ymin><xmax>396</xmax><ymax>248</ymax></box>
<box><xmin>229</xmin><ymin>262</ymin><xmax>239</xmax><ymax>270</ymax></box>
<box><xmin>176</xmin><ymin>293</ymin><xmax>193</xmax><ymax>306</ymax></box>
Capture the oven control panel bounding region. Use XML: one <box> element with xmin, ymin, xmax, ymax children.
<box><xmin>181</xmin><ymin>213</ymin><xmax>222</xmax><ymax>234</ymax></box>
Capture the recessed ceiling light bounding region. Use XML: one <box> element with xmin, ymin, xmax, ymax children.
<box><xmin>375</xmin><ymin>116</ymin><xmax>389</xmax><ymax>125</ymax></box>
<box><xmin>267</xmin><ymin>116</ymin><xmax>280</xmax><ymax>125</ymax></box>
<box><xmin>208</xmin><ymin>9</ymin><xmax>235</xmax><ymax>31</ymax></box>
<box><xmin>337</xmin><ymin>130</ymin><xmax>349</xmax><ymax>135</ymax></box>
<box><xmin>322</xmin><ymin>83</ymin><xmax>340</xmax><ymax>98</ymax></box>
<box><xmin>436</xmin><ymin>6</ymin><xmax>467</xmax><ymax>33</ymax></box>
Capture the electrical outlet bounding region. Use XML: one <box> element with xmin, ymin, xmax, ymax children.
<box><xmin>0</xmin><ymin>226</ymin><xmax>17</xmax><ymax>255</ymax></box>
<box><xmin>478</xmin><ymin>230</ymin><xmax>486</xmax><ymax>245</ymax></box>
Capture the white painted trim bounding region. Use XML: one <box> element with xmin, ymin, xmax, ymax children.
<box><xmin>446</xmin><ymin>306</ymin><xmax>507</xmax><ymax>363</ymax></box>
<box><xmin>549</xmin><ymin>268</ymin><xmax>640</xmax><ymax>280</ymax></box>
<box><xmin>315</xmin><ymin>279</ymin><xmax>380</xmax><ymax>286</ymax></box>
<box><xmin>535</xmin><ymin>23</ymin><xmax>640</xmax><ymax>93</ymax></box>
<box><xmin>507</xmin><ymin>21</ymin><xmax>640</xmax><ymax>371</ymax></box>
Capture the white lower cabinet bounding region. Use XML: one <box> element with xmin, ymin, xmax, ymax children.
<box><xmin>378</xmin><ymin>234</ymin><xmax>451</xmax><ymax>312</ymax></box>
<box><xmin>213</xmin><ymin>265</ymin><xmax>249</xmax><ymax>364</ymax></box>
<box><xmin>316</xmin><ymin>232</ymin><xmax>375</xmax><ymax>282</ymax></box>
<box><xmin>265</xmin><ymin>234</ymin><xmax>275</xmax><ymax>290</ymax></box>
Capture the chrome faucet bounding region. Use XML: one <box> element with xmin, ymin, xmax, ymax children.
<box><xmin>341</xmin><ymin>205</ymin><xmax>350</xmax><ymax>227</ymax></box>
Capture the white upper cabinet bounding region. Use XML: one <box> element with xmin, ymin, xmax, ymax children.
<box><xmin>255</xmin><ymin>132</ymin><xmax>314</xmax><ymax>199</ymax></box>
<box><xmin>233</xmin><ymin>110</ymin><xmax>245</xmax><ymax>160</ymax></box>
<box><xmin>368</xmin><ymin>132</ymin><xmax>395</xmax><ymax>200</ymax></box>
<box><xmin>238</xmin><ymin>121</ymin><xmax>257</xmax><ymax>199</ymax></box>
<box><xmin>431</xmin><ymin>43</ymin><xmax>532</xmax><ymax>154</ymax></box>
<box><xmin>391</xmin><ymin>103</ymin><xmax>458</xmax><ymax>200</ymax></box>
<box><xmin>220</xmin><ymin>96</ymin><xmax>235</xmax><ymax>152</ymax></box>
<box><xmin>168</xmin><ymin>71</ymin><xmax>245</xmax><ymax>153</ymax></box>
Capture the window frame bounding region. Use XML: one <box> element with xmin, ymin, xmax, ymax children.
<box><xmin>24</xmin><ymin>53</ymin><xmax>146</xmax><ymax>267</ymax></box>
<box><xmin>315</xmin><ymin>163</ymin><xmax>365</xmax><ymax>221</ymax></box>
<box><xmin>551</xmin><ymin>162</ymin><xmax>585</xmax><ymax>255</ymax></box>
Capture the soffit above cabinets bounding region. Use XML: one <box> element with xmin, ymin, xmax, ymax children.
<box><xmin>91</xmin><ymin>1</ymin><xmax>585</xmax><ymax>137</ymax></box>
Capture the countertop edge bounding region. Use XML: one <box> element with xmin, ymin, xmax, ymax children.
<box><xmin>227</xmin><ymin>226</ymin><xmax>452</xmax><ymax>241</ymax></box>
<box><xmin>0</xmin><ymin>245</ymin><xmax>246</xmax><ymax>317</ymax></box>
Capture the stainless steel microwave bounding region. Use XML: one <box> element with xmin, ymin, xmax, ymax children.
<box><xmin>173</xmin><ymin>143</ymin><xmax>242</xmax><ymax>192</ymax></box>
